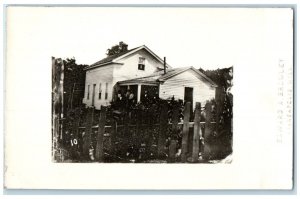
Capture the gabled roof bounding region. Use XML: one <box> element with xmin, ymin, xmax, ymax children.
<box><xmin>84</xmin><ymin>45</ymin><xmax>171</xmax><ymax>71</ymax></box>
<box><xmin>118</xmin><ymin>66</ymin><xmax>218</xmax><ymax>87</ymax></box>
<box><xmin>85</xmin><ymin>47</ymin><xmax>138</xmax><ymax>70</ymax></box>
<box><xmin>158</xmin><ymin>67</ymin><xmax>217</xmax><ymax>87</ymax></box>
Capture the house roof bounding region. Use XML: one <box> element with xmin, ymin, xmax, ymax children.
<box><xmin>84</xmin><ymin>45</ymin><xmax>171</xmax><ymax>70</ymax></box>
<box><xmin>158</xmin><ymin>67</ymin><xmax>218</xmax><ymax>86</ymax></box>
<box><xmin>118</xmin><ymin>66</ymin><xmax>218</xmax><ymax>87</ymax></box>
<box><xmin>86</xmin><ymin>47</ymin><xmax>138</xmax><ymax>69</ymax></box>
<box><xmin>118</xmin><ymin>75</ymin><xmax>160</xmax><ymax>86</ymax></box>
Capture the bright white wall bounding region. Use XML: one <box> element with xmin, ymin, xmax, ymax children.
<box><xmin>160</xmin><ymin>70</ymin><xmax>216</xmax><ymax>108</ymax></box>
<box><xmin>82</xmin><ymin>65</ymin><xmax>115</xmax><ymax>109</ymax></box>
<box><xmin>113</xmin><ymin>48</ymin><xmax>165</xmax><ymax>85</ymax></box>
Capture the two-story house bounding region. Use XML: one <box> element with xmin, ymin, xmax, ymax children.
<box><xmin>82</xmin><ymin>44</ymin><xmax>217</xmax><ymax>110</ymax></box>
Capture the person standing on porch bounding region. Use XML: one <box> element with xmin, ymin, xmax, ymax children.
<box><xmin>125</xmin><ymin>89</ymin><xmax>130</xmax><ymax>99</ymax></box>
<box><xmin>143</xmin><ymin>90</ymin><xmax>150</xmax><ymax>107</ymax></box>
<box><xmin>116</xmin><ymin>90</ymin><xmax>125</xmax><ymax>110</ymax></box>
<box><xmin>152</xmin><ymin>91</ymin><xmax>159</xmax><ymax>104</ymax></box>
<box><xmin>128</xmin><ymin>90</ymin><xmax>135</xmax><ymax>109</ymax></box>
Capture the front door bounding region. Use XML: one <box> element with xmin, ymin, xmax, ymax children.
<box><xmin>184</xmin><ymin>87</ymin><xmax>193</xmax><ymax>111</ymax></box>
<box><xmin>92</xmin><ymin>84</ymin><xmax>96</xmax><ymax>106</ymax></box>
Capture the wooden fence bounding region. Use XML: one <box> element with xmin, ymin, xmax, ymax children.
<box><xmin>62</xmin><ymin>100</ymin><xmax>222</xmax><ymax>163</ymax></box>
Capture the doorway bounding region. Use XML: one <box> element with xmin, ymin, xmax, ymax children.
<box><xmin>184</xmin><ymin>87</ymin><xmax>193</xmax><ymax>115</ymax></box>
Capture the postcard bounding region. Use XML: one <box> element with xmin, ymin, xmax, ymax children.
<box><xmin>4</xmin><ymin>6</ymin><xmax>294</xmax><ymax>190</ymax></box>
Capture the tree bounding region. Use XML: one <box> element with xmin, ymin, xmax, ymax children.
<box><xmin>62</xmin><ymin>58</ymin><xmax>87</xmax><ymax>114</ymax></box>
<box><xmin>106</xmin><ymin>41</ymin><xmax>129</xmax><ymax>56</ymax></box>
<box><xmin>200</xmin><ymin>66</ymin><xmax>233</xmax><ymax>159</ymax></box>
<box><xmin>200</xmin><ymin>67</ymin><xmax>230</xmax><ymax>89</ymax></box>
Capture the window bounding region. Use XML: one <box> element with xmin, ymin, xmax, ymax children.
<box><xmin>99</xmin><ymin>83</ymin><xmax>102</xmax><ymax>99</ymax></box>
<box><xmin>138</xmin><ymin>57</ymin><xmax>145</xmax><ymax>70</ymax></box>
<box><xmin>92</xmin><ymin>84</ymin><xmax>96</xmax><ymax>106</ymax></box>
<box><xmin>87</xmin><ymin>85</ymin><xmax>90</xmax><ymax>100</ymax></box>
<box><xmin>105</xmin><ymin>83</ymin><xmax>108</xmax><ymax>100</ymax></box>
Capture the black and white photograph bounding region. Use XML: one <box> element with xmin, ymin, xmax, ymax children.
<box><xmin>52</xmin><ymin>42</ymin><xmax>233</xmax><ymax>163</ymax></box>
<box><xmin>4</xmin><ymin>5</ymin><xmax>294</xmax><ymax>190</ymax></box>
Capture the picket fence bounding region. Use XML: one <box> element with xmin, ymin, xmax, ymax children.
<box><xmin>55</xmin><ymin>101</ymin><xmax>219</xmax><ymax>163</ymax></box>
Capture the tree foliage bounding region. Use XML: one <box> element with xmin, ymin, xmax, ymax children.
<box><xmin>199</xmin><ymin>66</ymin><xmax>233</xmax><ymax>91</ymax></box>
<box><xmin>62</xmin><ymin>58</ymin><xmax>87</xmax><ymax>115</ymax></box>
<box><xmin>199</xmin><ymin>66</ymin><xmax>233</xmax><ymax>159</ymax></box>
<box><xmin>106</xmin><ymin>41</ymin><xmax>129</xmax><ymax>56</ymax></box>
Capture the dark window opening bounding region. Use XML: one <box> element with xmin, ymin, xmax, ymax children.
<box><xmin>87</xmin><ymin>85</ymin><xmax>90</xmax><ymax>100</ymax></box>
<box><xmin>138</xmin><ymin>57</ymin><xmax>145</xmax><ymax>70</ymax></box>
<box><xmin>99</xmin><ymin>83</ymin><xmax>102</xmax><ymax>99</ymax></box>
<box><xmin>105</xmin><ymin>83</ymin><xmax>108</xmax><ymax>100</ymax></box>
<box><xmin>92</xmin><ymin>84</ymin><xmax>96</xmax><ymax>106</ymax></box>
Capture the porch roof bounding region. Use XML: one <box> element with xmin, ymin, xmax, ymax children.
<box><xmin>117</xmin><ymin>75</ymin><xmax>160</xmax><ymax>86</ymax></box>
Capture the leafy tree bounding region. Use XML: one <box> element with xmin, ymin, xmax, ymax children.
<box><xmin>199</xmin><ymin>66</ymin><xmax>233</xmax><ymax>159</ymax></box>
<box><xmin>106</xmin><ymin>41</ymin><xmax>129</xmax><ymax>56</ymax></box>
<box><xmin>62</xmin><ymin>58</ymin><xmax>87</xmax><ymax>115</ymax></box>
<box><xmin>199</xmin><ymin>67</ymin><xmax>233</xmax><ymax>91</ymax></box>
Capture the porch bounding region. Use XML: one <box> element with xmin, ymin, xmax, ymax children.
<box><xmin>116</xmin><ymin>77</ymin><xmax>159</xmax><ymax>103</ymax></box>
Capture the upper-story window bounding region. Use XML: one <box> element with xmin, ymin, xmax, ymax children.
<box><xmin>138</xmin><ymin>57</ymin><xmax>145</xmax><ymax>70</ymax></box>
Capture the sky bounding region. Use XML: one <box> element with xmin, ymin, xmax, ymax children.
<box><xmin>7</xmin><ymin>7</ymin><xmax>292</xmax><ymax>71</ymax></box>
<box><xmin>7</xmin><ymin>7</ymin><xmax>292</xmax><ymax>70</ymax></box>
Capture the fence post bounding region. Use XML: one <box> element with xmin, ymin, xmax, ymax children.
<box><xmin>158</xmin><ymin>102</ymin><xmax>168</xmax><ymax>158</ymax></box>
<box><xmin>110</xmin><ymin>120</ymin><xmax>117</xmax><ymax>156</ymax></box>
<box><xmin>216</xmin><ymin>88</ymin><xmax>225</xmax><ymax>124</ymax></box>
<box><xmin>144</xmin><ymin>108</ymin><xmax>150</xmax><ymax>157</ymax></box>
<box><xmin>203</xmin><ymin>101</ymin><xmax>213</xmax><ymax>160</ymax></box>
<box><xmin>124</xmin><ymin>110</ymin><xmax>129</xmax><ymax>148</ymax></box>
<box><xmin>52</xmin><ymin>57</ymin><xmax>64</xmax><ymax>161</ymax></box>
<box><xmin>147</xmin><ymin>105</ymin><xmax>156</xmax><ymax>158</ymax></box>
<box><xmin>181</xmin><ymin>102</ymin><xmax>191</xmax><ymax>162</ymax></box>
<box><xmin>168</xmin><ymin>140</ymin><xmax>177</xmax><ymax>163</ymax></box>
<box><xmin>136</xmin><ymin>109</ymin><xmax>142</xmax><ymax>147</ymax></box>
<box><xmin>170</xmin><ymin>103</ymin><xmax>180</xmax><ymax>162</ymax></box>
<box><xmin>192</xmin><ymin>102</ymin><xmax>201</xmax><ymax>162</ymax></box>
<box><xmin>95</xmin><ymin>106</ymin><xmax>107</xmax><ymax>162</ymax></box>
<box><xmin>83</xmin><ymin>107</ymin><xmax>94</xmax><ymax>160</ymax></box>
<box><xmin>72</xmin><ymin>109</ymin><xmax>80</xmax><ymax>141</ymax></box>
<box><xmin>171</xmin><ymin>103</ymin><xmax>180</xmax><ymax>138</ymax></box>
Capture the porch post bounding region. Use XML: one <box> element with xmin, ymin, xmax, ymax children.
<box><xmin>137</xmin><ymin>84</ymin><xmax>141</xmax><ymax>102</ymax></box>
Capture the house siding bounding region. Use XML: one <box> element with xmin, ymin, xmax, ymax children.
<box><xmin>159</xmin><ymin>70</ymin><xmax>216</xmax><ymax>108</ymax></box>
<box><xmin>82</xmin><ymin>47</ymin><xmax>216</xmax><ymax>110</ymax></box>
<box><xmin>113</xmin><ymin>48</ymin><xmax>164</xmax><ymax>84</ymax></box>
<box><xmin>83</xmin><ymin>65</ymin><xmax>115</xmax><ymax>109</ymax></box>
<box><xmin>83</xmin><ymin>48</ymin><xmax>166</xmax><ymax>109</ymax></box>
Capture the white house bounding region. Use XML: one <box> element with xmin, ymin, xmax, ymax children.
<box><xmin>83</xmin><ymin>44</ymin><xmax>217</xmax><ymax>109</ymax></box>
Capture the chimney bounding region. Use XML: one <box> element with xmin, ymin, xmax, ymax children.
<box><xmin>164</xmin><ymin>57</ymin><xmax>166</xmax><ymax>74</ymax></box>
